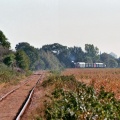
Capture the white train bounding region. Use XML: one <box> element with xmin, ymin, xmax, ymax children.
<box><xmin>74</xmin><ymin>62</ymin><xmax>106</xmax><ymax>68</ymax></box>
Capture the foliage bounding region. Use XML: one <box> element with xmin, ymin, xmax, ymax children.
<box><xmin>57</xmin><ymin>46</ymin><xmax>85</xmax><ymax>67</ymax></box>
<box><xmin>0</xmin><ymin>46</ymin><xmax>12</xmax><ymax>62</ymax></box>
<box><xmin>15</xmin><ymin>42</ymin><xmax>120</xmax><ymax>69</ymax></box>
<box><xmin>15</xmin><ymin>50</ymin><xmax>30</xmax><ymax>70</ymax></box>
<box><xmin>39</xmin><ymin>50</ymin><xmax>63</xmax><ymax>70</ymax></box>
<box><xmin>0</xmin><ymin>30</ymin><xmax>10</xmax><ymax>48</ymax></box>
<box><xmin>42</xmin><ymin>75</ymin><xmax>120</xmax><ymax>119</ymax></box>
<box><xmin>0</xmin><ymin>30</ymin><xmax>12</xmax><ymax>62</ymax></box>
<box><xmin>117</xmin><ymin>57</ymin><xmax>120</xmax><ymax>67</ymax></box>
<box><xmin>108</xmin><ymin>58</ymin><xmax>118</xmax><ymax>68</ymax></box>
<box><xmin>3</xmin><ymin>53</ymin><xmax>15</xmax><ymax>67</ymax></box>
<box><xmin>85</xmin><ymin>44</ymin><xmax>99</xmax><ymax>63</ymax></box>
<box><xmin>0</xmin><ymin>63</ymin><xmax>22</xmax><ymax>83</ymax></box>
<box><xmin>15</xmin><ymin>42</ymin><xmax>39</xmax><ymax>70</ymax></box>
<box><xmin>0</xmin><ymin>30</ymin><xmax>31</xmax><ymax>83</ymax></box>
<box><xmin>100</xmin><ymin>53</ymin><xmax>118</xmax><ymax>68</ymax></box>
<box><xmin>63</xmin><ymin>68</ymin><xmax>120</xmax><ymax>99</ymax></box>
<box><xmin>42</xmin><ymin>43</ymin><xmax>67</xmax><ymax>53</ymax></box>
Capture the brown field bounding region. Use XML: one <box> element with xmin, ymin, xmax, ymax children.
<box><xmin>62</xmin><ymin>68</ymin><xmax>120</xmax><ymax>99</ymax></box>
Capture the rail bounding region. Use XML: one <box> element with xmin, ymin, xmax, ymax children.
<box><xmin>0</xmin><ymin>75</ymin><xmax>34</xmax><ymax>102</ymax></box>
<box><xmin>15</xmin><ymin>74</ymin><xmax>42</xmax><ymax>120</ymax></box>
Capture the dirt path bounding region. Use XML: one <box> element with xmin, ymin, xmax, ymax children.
<box><xmin>0</xmin><ymin>76</ymin><xmax>33</xmax><ymax>99</ymax></box>
<box><xmin>21</xmin><ymin>73</ymin><xmax>46</xmax><ymax>120</ymax></box>
<box><xmin>0</xmin><ymin>72</ymin><xmax>43</xmax><ymax>120</ymax></box>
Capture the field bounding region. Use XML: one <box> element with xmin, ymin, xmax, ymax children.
<box><xmin>25</xmin><ymin>68</ymin><xmax>120</xmax><ymax>119</ymax></box>
<box><xmin>62</xmin><ymin>68</ymin><xmax>120</xmax><ymax>99</ymax></box>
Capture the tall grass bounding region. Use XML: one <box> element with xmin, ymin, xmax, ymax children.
<box><xmin>0</xmin><ymin>63</ymin><xmax>24</xmax><ymax>83</ymax></box>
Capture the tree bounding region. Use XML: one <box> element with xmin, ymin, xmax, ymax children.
<box><xmin>117</xmin><ymin>57</ymin><xmax>120</xmax><ymax>68</ymax></box>
<box><xmin>85</xmin><ymin>44</ymin><xmax>99</xmax><ymax>62</ymax></box>
<box><xmin>57</xmin><ymin>49</ymin><xmax>71</xmax><ymax>67</ymax></box>
<box><xmin>3</xmin><ymin>54</ymin><xmax>15</xmax><ymax>68</ymax></box>
<box><xmin>0</xmin><ymin>46</ymin><xmax>12</xmax><ymax>62</ymax></box>
<box><xmin>42</xmin><ymin>43</ymin><xmax>67</xmax><ymax>54</ymax></box>
<box><xmin>39</xmin><ymin>50</ymin><xmax>63</xmax><ymax>70</ymax></box>
<box><xmin>15</xmin><ymin>50</ymin><xmax>30</xmax><ymax>70</ymax></box>
<box><xmin>85</xmin><ymin>56</ymin><xmax>93</xmax><ymax>63</ymax></box>
<box><xmin>100</xmin><ymin>53</ymin><xmax>118</xmax><ymax>68</ymax></box>
<box><xmin>108</xmin><ymin>58</ymin><xmax>118</xmax><ymax>68</ymax></box>
<box><xmin>69</xmin><ymin>46</ymin><xmax>85</xmax><ymax>62</ymax></box>
<box><xmin>15</xmin><ymin>42</ymin><xmax>39</xmax><ymax>70</ymax></box>
<box><xmin>0</xmin><ymin>30</ymin><xmax>10</xmax><ymax>48</ymax></box>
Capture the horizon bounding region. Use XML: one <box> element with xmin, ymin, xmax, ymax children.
<box><xmin>1</xmin><ymin>0</ymin><xmax>120</xmax><ymax>57</ymax></box>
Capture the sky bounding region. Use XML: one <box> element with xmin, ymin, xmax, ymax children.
<box><xmin>0</xmin><ymin>0</ymin><xmax>120</xmax><ymax>57</ymax></box>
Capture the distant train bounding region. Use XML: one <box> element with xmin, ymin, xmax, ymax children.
<box><xmin>74</xmin><ymin>62</ymin><xmax>106</xmax><ymax>68</ymax></box>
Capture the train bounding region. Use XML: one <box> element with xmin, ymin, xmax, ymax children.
<box><xmin>74</xmin><ymin>62</ymin><xmax>106</xmax><ymax>68</ymax></box>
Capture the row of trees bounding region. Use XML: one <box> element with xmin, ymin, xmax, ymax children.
<box><xmin>42</xmin><ymin>43</ymin><xmax>119</xmax><ymax>68</ymax></box>
<box><xmin>15</xmin><ymin>42</ymin><xmax>120</xmax><ymax>70</ymax></box>
<box><xmin>0</xmin><ymin>30</ymin><xmax>30</xmax><ymax>71</ymax></box>
<box><xmin>0</xmin><ymin>30</ymin><xmax>119</xmax><ymax>71</ymax></box>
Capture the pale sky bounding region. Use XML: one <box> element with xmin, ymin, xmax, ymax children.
<box><xmin>0</xmin><ymin>0</ymin><xmax>120</xmax><ymax>57</ymax></box>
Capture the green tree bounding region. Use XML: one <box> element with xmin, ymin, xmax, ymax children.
<box><xmin>108</xmin><ymin>58</ymin><xmax>118</xmax><ymax>68</ymax></box>
<box><xmin>0</xmin><ymin>46</ymin><xmax>12</xmax><ymax>62</ymax></box>
<box><xmin>0</xmin><ymin>30</ymin><xmax>10</xmax><ymax>48</ymax></box>
<box><xmin>100</xmin><ymin>53</ymin><xmax>118</xmax><ymax>68</ymax></box>
<box><xmin>15</xmin><ymin>42</ymin><xmax>39</xmax><ymax>70</ymax></box>
<box><xmin>85</xmin><ymin>44</ymin><xmax>99</xmax><ymax>62</ymax></box>
<box><xmin>40</xmin><ymin>50</ymin><xmax>63</xmax><ymax>70</ymax></box>
<box><xmin>57</xmin><ymin>49</ymin><xmax>71</xmax><ymax>67</ymax></box>
<box><xmin>16</xmin><ymin>50</ymin><xmax>30</xmax><ymax>70</ymax></box>
<box><xmin>69</xmin><ymin>46</ymin><xmax>85</xmax><ymax>62</ymax></box>
<box><xmin>42</xmin><ymin>43</ymin><xmax>67</xmax><ymax>53</ymax></box>
<box><xmin>85</xmin><ymin>56</ymin><xmax>93</xmax><ymax>63</ymax></box>
<box><xmin>3</xmin><ymin>54</ymin><xmax>15</xmax><ymax>68</ymax></box>
<box><xmin>117</xmin><ymin>57</ymin><xmax>120</xmax><ymax>68</ymax></box>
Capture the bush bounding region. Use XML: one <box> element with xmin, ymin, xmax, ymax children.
<box><xmin>0</xmin><ymin>63</ymin><xmax>24</xmax><ymax>83</ymax></box>
<box><xmin>42</xmin><ymin>75</ymin><xmax>120</xmax><ymax>119</ymax></box>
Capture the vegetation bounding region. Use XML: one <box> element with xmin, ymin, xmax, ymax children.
<box><xmin>1</xmin><ymin>29</ymin><xmax>120</xmax><ymax>72</ymax></box>
<box><xmin>14</xmin><ymin>42</ymin><xmax>120</xmax><ymax>70</ymax></box>
<box><xmin>0</xmin><ymin>63</ymin><xmax>23</xmax><ymax>83</ymax></box>
<box><xmin>0</xmin><ymin>30</ymin><xmax>10</xmax><ymax>49</ymax></box>
<box><xmin>3</xmin><ymin>53</ymin><xmax>15</xmax><ymax>67</ymax></box>
<box><xmin>33</xmin><ymin>73</ymin><xmax>120</xmax><ymax>119</ymax></box>
<box><xmin>63</xmin><ymin>68</ymin><xmax>120</xmax><ymax>99</ymax></box>
<box><xmin>15</xmin><ymin>42</ymin><xmax>63</xmax><ymax>70</ymax></box>
<box><xmin>0</xmin><ymin>30</ymin><xmax>31</xmax><ymax>83</ymax></box>
<box><xmin>1</xmin><ymin>29</ymin><xmax>120</xmax><ymax>119</ymax></box>
<box><xmin>15</xmin><ymin>42</ymin><xmax>39</xmax><ymax>70</ymax></box>
<box><xmin>15</xmin><ymin>50</ymin><xmax>30</xmax><ymax>71</ymax></box>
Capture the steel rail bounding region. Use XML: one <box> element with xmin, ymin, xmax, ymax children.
<box><xmin>0</xmin><ymin>73</ymin><xmax>40</xmax><ymax>102</ymax></box>
<box><xmin>0</xmin><ymin>86</ymin><xmax>20</xmax><ymax>101</ymax></box>
<box><xmin>0</xmin><ymin>79</ymin><xmax>30</xmax><ymax>101</ymax></box>
<box><xmin>15</xmin><ymin>74</ymin><xmax>42</xmax><ymax>120</ymax></box>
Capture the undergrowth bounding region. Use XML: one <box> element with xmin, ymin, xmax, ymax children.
<box><xmin>36</xmin><ymin>74</ymin><xmax>120</xmax><ymax>120</ymax></box>
<box><xmin>0</xmin><ymin>63</ymin><xmax>31</xmax><ymax>83</ymax></box>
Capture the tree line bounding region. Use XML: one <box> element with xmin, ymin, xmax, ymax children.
<box><xmin>0</xmin><ymin>30</ymin><xmax>120</xmax><ymax>71</ymax></box>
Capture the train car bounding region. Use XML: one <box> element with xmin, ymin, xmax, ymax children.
<box><xmin>85</xmin><ymin>63</ymin><xmax>94</xmax><ymax>68</ymax></box>
<box><xmin>95</xmin><ymin>63</ymin><xmax>106</xmax><ymax>68</ymax></box>
<box><xmin>75</xmin><ymin>62</ymin><xmax>85</xmax><ymax>68</ymax></box>
<box><xmin>75</xmin><ymin>62</ymin><xmax>106</xmax><ymax>68</ymax></box>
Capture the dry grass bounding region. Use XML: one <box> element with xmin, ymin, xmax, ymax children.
<box><xmin>25</xmin><ymin>70</ymin><xmax>120</xmax><ymax>119</ymax></box>
<box><xmin>62</xmin><ymin>68</ymin><xmax>120</xmax><ymax>99</ymax></box>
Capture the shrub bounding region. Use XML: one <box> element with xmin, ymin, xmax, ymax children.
<box><xmin>43</xmin><ymin>75</ymin><xmax>120</xmax><ymax>119</ymax></box>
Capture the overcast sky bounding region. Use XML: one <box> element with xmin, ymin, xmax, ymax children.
<box><xmin>0</xmin><ymin>0</ymin><xmax>120</xmax><ymax>57</ymax></box>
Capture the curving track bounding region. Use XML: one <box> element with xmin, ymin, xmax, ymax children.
<box><xmin>0</xmin><ymin>71</ymin><xmax>44</xmax><ymax>120</ymax></box>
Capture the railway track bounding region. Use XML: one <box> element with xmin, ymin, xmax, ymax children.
<box><xmin>0</xmin><ymin>76</ymin><xmax>33</xmax><ymax>102</ymax></box>
<box><xmin>0</xmin><ymin>71</ymin><xmax>44</xmax><ymax>120</ymax></box>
